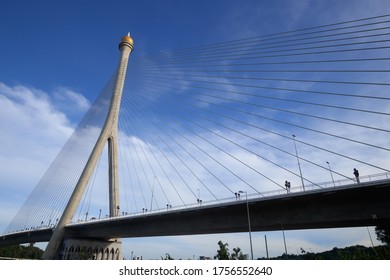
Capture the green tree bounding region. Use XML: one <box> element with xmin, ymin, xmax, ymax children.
<box><xmin>0</xmin><ymin>244</ymin><xmax>43</xmax><ymax>259</ymax></box>
<box><xmin>231</xmin><ymin>247</ymin><xmax>246</xmax><ymax>260</ymax></box>
<box><xmin>214</xmin><ymin>241</ymin><xmax>247</xmax><ymax>260</ymax></box>
<box><xmin>78</xmin><ymin>247</ymin><xmax>94</xmax><ymax>260</ymax></box>
<box><xmin>161</xmin><ymin>253</ymin><xmax>174</xmax><ymax>260</ymax></box>
<box><xmin>375</xmin><ymin>224</ymin><xmax>390</xmax><ymax>245</ymax></box>
<box><xmin>215</xmin><ymin>241</ymin><xmax>230</xmax><ymax>260</ymax></box>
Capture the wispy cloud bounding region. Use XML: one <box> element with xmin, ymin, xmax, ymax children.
<box><xmin>53</xmin><ymin>87</ymin><xmax>91</xmax><ymax>112</ymax></box>
<box><xmin>0</xmin><ymin>82</ymin><xmax>87</xmax><ymax>231</ymax></box>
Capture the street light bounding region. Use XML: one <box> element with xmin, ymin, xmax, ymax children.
<box><xmin>239</xmin><ymin>190</ymin><xmax>253</xmax><ymax>260</ymax></box>
<box><xmin>281</xmin><ymin>223</ymin><xmax>288</xmax><ymax>257</ymax></box>
<box><xmin>292</xmin><ymin>135</ymin><xmax>305</xmax><ymax>191</ymax></box>
<box><xmin>326</xmin><ymin>161</ymin><xmax>336</xmax><ymax>187</ymax></box>
<box><xmin>151</xmin><ymin>176</ymin><xmax>157</xmax><ymax>211</ymax></box>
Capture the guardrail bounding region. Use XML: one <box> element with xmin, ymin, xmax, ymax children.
<box><xmin>67</xmin><ymin>171</ymin><xmax>390</xmax><ymax>226</ymax></box>
<box><xmin>4</xmin><ymin>172</ymin><xmax>390</xmax><ymax>233</ymax></box>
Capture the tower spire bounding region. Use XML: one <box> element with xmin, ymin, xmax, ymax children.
<box><xmin>43</xmin><ymin>34</ymin><xmax>134</xmax><ymax>259</ymax></box>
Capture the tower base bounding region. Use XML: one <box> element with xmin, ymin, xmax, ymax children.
<box><xmin>58</xmin><ymin>238</ymin><xmax>122</xmax><ymax>260</ymax></box>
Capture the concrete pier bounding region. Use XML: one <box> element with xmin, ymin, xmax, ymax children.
<box><xmin>42</xmin><ymin>34</ymin><xmax>134</xmax><ymax>259</ymax></box>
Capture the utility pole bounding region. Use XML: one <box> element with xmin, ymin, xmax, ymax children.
<box><xmin>264</xmin><ymin>235</ymin><xmax>269</xmax><ymax>259</ymax></box>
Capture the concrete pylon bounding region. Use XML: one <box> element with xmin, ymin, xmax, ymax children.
<box><xmin>42</xmin><ymin>34</ymin><xmax>134</xmax><ymax>259</ymax></box>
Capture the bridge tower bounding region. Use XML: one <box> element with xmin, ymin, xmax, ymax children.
<box><xmin>42</xmin><ymin>34</ymin><xmax>134</xmax><ymax>259</ymax></box>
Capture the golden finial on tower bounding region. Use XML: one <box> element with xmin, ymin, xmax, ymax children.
<box><xmin>119</xmin><ymin>32</ymin><xmax>134</xmax><ymax>50</ymax></box>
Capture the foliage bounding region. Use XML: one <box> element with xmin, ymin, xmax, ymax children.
<box><xmin>214</xmin><ymin>240</ymin><xmax>247</xmax><ymax>260</ymax></box>
<box><xmin>215</xmin><ymin>241</ymin><xmax>230</xmax><ymax>260</ymax></box>
<box><xmin>161</xmin><ymin>253</ymin><xmax>174</xmax><ymax>260</ymax></box>
<box><xmin>78</xmin><ymin>247</ymin><xmax>94</xmax><ymax>260</ymax></box>
<box><xmin>231</xmin><ymin>247</ymin><xmax>246</xmax><ymax>260</ymax></box>
<box><xmin>375</xmin><ymin>224</ymin><xmax>390</xmax><ymax>245</ymax></box>
<box><xmin>261</xmin><ymin>245</ymin><xmax>390</xmax><ymax>260</ymax></box>
<box><xmin>0</xmin><ymin>243</ymin><xmax>43</xmax><ymax>259</ymax></box>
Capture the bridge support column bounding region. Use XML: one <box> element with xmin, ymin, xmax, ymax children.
<box><xmin>42</xmin><ymin>34</ymin><xmax>134</xmax><ymax>259</ymax></box>
<box><xmin>60</xmin><ymin>238</ymin><xmax>122</xmax><ymax>260</ymax></box>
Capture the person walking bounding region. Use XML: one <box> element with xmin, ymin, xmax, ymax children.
<box><xmin>285</xmin><ymin>181</ymin><xmax>291</xmax><ymax>193</ymax></box>
<box><xmin>353</xmin><ymin>168</ymin><xmax>360</xmax><ymax>183</ymax></box>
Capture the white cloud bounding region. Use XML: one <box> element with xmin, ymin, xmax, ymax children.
<box><xmin>53</xmin><ymin>87</ymin><xmax>91</xmax><ymax>112</ymax></box>
<box><xmin>0</xmin><ymin>83</ymin><xmax>72</xmax><ymax>139</ymax></box>
<box><xmin>0</xmin><ymin>82</ymin><xmax>88</xmax><ymax>231</ymax></box>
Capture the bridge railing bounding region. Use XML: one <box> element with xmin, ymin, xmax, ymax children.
<box><xmin>68</xmin><ymin>171</ymin><xmax>390</xmax><ymax>227</ymax></box>
<box><xmin>3</xmin><ymin>172</ymin><xmax>389</xmax><ymax>240</ymax></box>
<box><xmin>295</xmin><ymin>171</ymin><xmax>390</xmax><ymax>192</ymax></box>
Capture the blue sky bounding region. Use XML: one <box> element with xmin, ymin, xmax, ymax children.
<box><xmin>1</xmin><ymin>0</ymin><xmax>390</xmax><ymax>259</ymax></box>
<box><xmin>3</xmin><ymin>0</ymin><xmax>387</xmax><ymax>103</ymax></box>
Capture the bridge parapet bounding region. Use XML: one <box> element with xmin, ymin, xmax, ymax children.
<box><xmin>67</xmin><ymin>172</ymin><xmax>390</xmax><ymax>225</ymax></box>
<box><xmin>2</xmin><ymin>173</ymin><xmax>390</xmax><ymax>248</ymax></box>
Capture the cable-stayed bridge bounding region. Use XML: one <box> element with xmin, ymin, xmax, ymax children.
<box><xmin>1</xmin><ymin>14</ymin><xmax>390</xmax><ymax>259</ymax></box>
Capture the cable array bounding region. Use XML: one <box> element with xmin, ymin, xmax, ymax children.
<box><xmin>4</xmin><ymin>76</ymin><xmax>115</xmax><ymax>233</ymax></box>
<box><xmin>116</xmin><ymin>13</ymin><xmax>390</xmax><ymax>213</ymax></box>
<box><xmin>5</xmin><ymin>14</ymin><xmax>390</xmax><ymax>233</ymax></box>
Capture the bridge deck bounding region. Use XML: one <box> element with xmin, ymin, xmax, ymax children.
<box><xmin>64</xmin><ymin>179</ymin><xmax>390</xmax><ymax>239</ymax></box>
<box><xmin>1</xmin><ymin>179</ymin><xmax>390</xmax><ymax>246</ymax></box>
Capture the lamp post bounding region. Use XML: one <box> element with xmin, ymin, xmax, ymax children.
<box><xmin>239</xmin><ymin>190</ymin><xmax>253</xmax><ymax>260</ymax></box>
<box><xmin>281</xmin><ymin>223</ymin><xmax>288</xmax><ymax>258</ymax></box>
<box><xmin>151</xmin><ymin>176</ymin><xmax>156</xmax><ymax>211</ymax></box>
<box><xmin>326</xmin><ymin>161</ymin><xmax>336</xmax><ymax>187</ymax></box>
<box><xmin>292</xmin><ymin>135</ymin><xmax>305</xmax><ymax>191</ymax></box>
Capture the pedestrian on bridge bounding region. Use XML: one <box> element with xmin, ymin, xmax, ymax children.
<box><xmin>353</xmin><ymin>168</ymin><xmax>360</xmax><ymax>183</ymax></box>
<box><xmin>285</xmin><ymin>181</ymin><xmax>291</xmax><ymax>193</ymax></box>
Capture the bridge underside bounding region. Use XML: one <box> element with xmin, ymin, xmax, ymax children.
<box><xmin>0</xmin><ymin>228</ymin><xmax>53</xmax><ymax>247</ymax></box>
<box><xmin>1</xmin><ymin>181</ymin><xmax>390</xmax><ymax>247</ymax></box>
